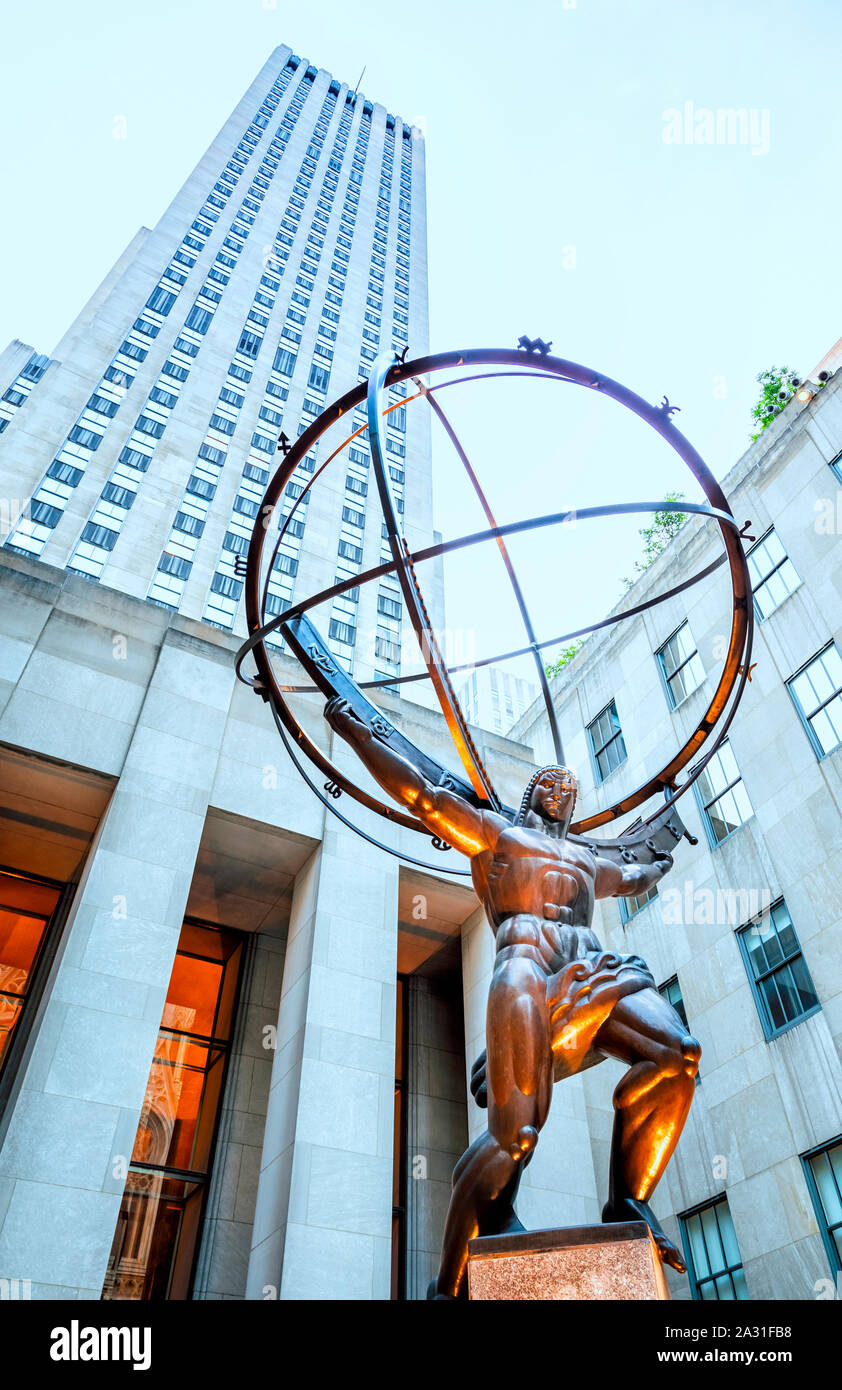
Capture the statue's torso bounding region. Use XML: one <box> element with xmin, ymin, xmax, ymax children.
<box><xmin>471</xmin><ymin>825</ymin><xmax>601</xmax><ymax>969</ymax></box>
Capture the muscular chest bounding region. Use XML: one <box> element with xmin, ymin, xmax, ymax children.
<box><xmin>483</xmin><ymin>830</ymin><xmax>594</xmax><ymax>918</ymax></box>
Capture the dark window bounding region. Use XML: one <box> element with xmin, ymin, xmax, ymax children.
<box><xmin>185</xmin><ymin>306</ymin><xmax>212</xmax><ymax>335</ymax></box>
<box><xmin>238</xmin><ymin>330</ymin><xmax>262</xmax><ymax>359</ymax></box>
<box><xmin>657</xmin><ymin>622</ymin><xmax>705</xmax><ymax>709</ymax></box>
<box><xmin>209</xmin><ymin>414</ymin><xmax>236</xmax><ymax>436</ymax></box>
<box><xmin>308</xmin><ymin>362</ymin><xmax>330</xmax><ymax>393</ymax></box>
<box><xmin>802</xmin><ymin>1138</ymin><xmax>842</xmax><ymax>1274</ymax></box>
<box><xmin>186</xmin><ymin>476</ymin><xmax>215</xmax><ymax>500</ymax></box>
<box><xmin>158</xmin><ymin>553</ymin><xmax>191</xmax><ymax>579</ymax></box>
<box><xmin>586</xmin><ymin>700</ymin><xmax>627</xmax><ymax>783</ymax></box>
<box><xmin>80</xmin><ymin>522</ymin><xmax>118</xmax><ymax>551</ymax></box>
<box><xmin>210</xmin><ymin>573</ymin><xmax>242</xmax><ymax>598</ymax></box>
<box><xmin>119</xmin><ymin>448</ymin><xmax>151</xmax><ymax>472</ymax></box>
<box><xmin>88</xmin><ymin>393</ymin><xmax>120</xmax><ymax>418</ymax></box>
<box><xmin>101</xmin><ymin>921</ymin><xmax>244</xmax><ymax>1301</ymax></box>
<box><xmin>47</xmin><ymin>460</ymin><xmax>83</xmax><ymax>486</ymax></box>
<box><xmin>101</xmin><ymin>484</ymin><xmax>135</xmax><ymax>510</ymax></box>
<box><xmin>29</xmin><ymin>500</ymin><xmax>63</xmax><ymax>528</ymax></box>
<box><xmin>329</xmin><ymin>618</ymin><xmax>356</xmax><ymax>645</ymax></box>
<box><xmin>223</xmin><ymin>531</ymin><xmax>249</xmax><ymax>556</ymax></box>
<box><xmin>68</xmin><ymin>425</ymin><xmax>103</xmax><ymax>451</ymax></box>
<box><xmin>136</xmin><ymin>415</ymin><xmax>165</xmax><ymax>439</ymax></box>
<box><xmin>737</xmin><ymin>899</ymin><xmax>820</xmax><ymax>1040</ymax></box>
<box><xmin>0</xmin><ymin>870</ymin><xmax>62</xmax><ymax>1085</ymax></box>
<box><xmin>233</xmin><ymin>495</ymin><xmax>258</xmax><ymax>519</ymax></box>
<box><xmin>619</xmin><ymin>885</ymin><xmax>657</xmax><ymax>924</ymax></box>
<box><xmin>273</xmin><ymin>347</ymin><xmax>297</xmax><ymax>376</ymax></box>
<box><xmin>680</xmin><ymin>1197</ymin><xmax>748</xmax><ymax>1300</ymax></box>
<box><xmin>146</xmin><ymin>287</ymin><xmax>176</xmax><ymax>315</ymax></box>
<box><xmin>173</xmin><ymin>511</ymin><xmax>205</xmax><ymax>538</ymax></box>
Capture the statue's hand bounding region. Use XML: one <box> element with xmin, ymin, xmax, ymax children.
<box><xmin>324</xmin><ymin>696</ymin><xmax>370</xmax><ymax>745</ymax></box>
<box><xmin>470</xmin><ymin>1049</ymin><xmax>488</xmax><ymax>1108</ymax></box>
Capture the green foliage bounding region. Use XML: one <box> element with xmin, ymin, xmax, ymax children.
<box><xmin>544</xmin><ymin>639</ymin><xmax>583</xmax><ymax>680</ymax></box>
<box><xmin>621</xmin><ymin>493</ymin><xmax>687</xmax><ymax>591</ymax></box>
<box><xmin>750</xmin><ymin>366</ymin><xmax>800</xmax><ymax>442</ymax></box>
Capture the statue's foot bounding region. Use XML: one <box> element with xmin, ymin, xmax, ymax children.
<box><xmin>602</xmin><ymin>1196</ymin><xmax>686</xmax><ymax>1273</ymax></box>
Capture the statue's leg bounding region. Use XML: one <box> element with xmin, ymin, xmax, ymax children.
<box><xmin>592</xmin><ymin>986</ymin><xmax>700</xmax><ymax>1272</ymax></box>
<box><xmin>429</xmin><ymin>931</ymin><xmax>553</xmax><ymax>1299</ymax></box>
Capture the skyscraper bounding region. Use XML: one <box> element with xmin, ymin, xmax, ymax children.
<box><xmin>0</xmin><ymin>44</ymin><xmax>433</xmax><ymax>683</ymax></box>
<box><xmin>0</xmin><ymin>45</ymin><xmax>480</xmax><ymax>1304</ymax></box>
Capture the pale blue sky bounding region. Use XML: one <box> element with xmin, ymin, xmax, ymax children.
<box><xmin>2</xmin><ymin>0</ymin><xmax>840</xmax><ymax>677</ymax></box>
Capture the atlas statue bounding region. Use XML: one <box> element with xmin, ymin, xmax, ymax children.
<box><xmin>325</xmin><ymin>696</ymin><xmax>700</xmax><ymax>1301</ymax></box>
<box><xmin>236</xmin><ymin>344</ymin><xmax>754</xmax><ymax>1301</ymax></box>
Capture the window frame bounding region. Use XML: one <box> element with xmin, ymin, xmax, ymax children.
<box><xmin>679</xmin><ymin>1195</ymin><xmax>748</xmax><ymax>1301</ymax></box>
<box><xmin>586</xmin><ymin>699</ymin><xmax>627</xmax><ymax>785</ymax></box>
<box><xmin>801</xmin><ymin>1136</ymin><xmax>842</xmax><ymax>1276</ymax></box>
<box><xmin>656</xmin><ymin>621</ymin><xmax>705</xmax><ymax>711</ymax></box>
<box><xmin>692</xmin><ymin>739</ymin><xmax>753</xmax><ymax>848</ymax></box>
<box><xmin>736</xmin><ymin>898</ymin><xmax>821</xmax><ymax>1041</ymax></box>
<box><xmin>102</xmin><ymin>917</ymin><xmax>246</xmax><ymax>1301</ymax></box>
<box><xmin>0</xmin><ymin>865</ymin><xmax>75</xmax><ymax>1135</ymax></box>
<box><xmin>618</xmin><ymin>884</ymin><xmax>658</xmax><ymax>925</ymax></box>
<box><xmin>786</xmin><ymin>641</ymin><xmax>842</xmax><ymax>761</ymax></box>
<box><xmin>746</xmin><ymin>526</ymin><xmax>801</xmax><ymax>621</ymax></box>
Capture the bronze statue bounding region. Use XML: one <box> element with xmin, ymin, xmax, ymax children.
<box><xmin>325</xmin><ymin>697</ymin><xmax>700</xmax><ymax>1300</ymax></box>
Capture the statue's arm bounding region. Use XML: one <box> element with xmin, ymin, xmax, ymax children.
<box><xmin>325</xmin><ymin>697</ymin><xmax>500</xmax><ymax>856</ymax></box>
<box><xmin>593</xmin><ymin>851</ymin><xmax>674</xmax><ymax>900</ymax></box>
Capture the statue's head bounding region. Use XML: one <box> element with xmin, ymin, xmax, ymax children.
<box><xmin>516</xmin><ymin>765</ymin><xmax>578</xmax><ymax>832</ymax></box>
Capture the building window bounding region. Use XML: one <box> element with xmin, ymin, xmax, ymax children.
<box><xmin>737</xmin><ymin>899</ymin><xmax>820</xmax><ymax>1040</ymax></box>
<box><xmin>680</xmin><ymin>1197</ymin><xmax>748</xmax><ymax>1300</ymax></box>
<box><xmin>587</xmin><ymin>700</ymin><xmax>627</xmax><ymax>783</ymax></box>
<box><xmin>0</xmin><ymin>869</ymin><xmax>62</xmax><ymax>1084</ymax></box>
<box><xmin>694</xmin><ymin>741</ymin><xmax>753</xmax><ymax>846</ymax></box>
<box><xmin>619</xmin><ymin>885</ymin><xmax>658</xmax><ymax>924</ymax></box>
<box><xmin>802</xmin><ymin>1137</ymin><xmax>842</xmax><ymax>1274</ymax></box>
<box><xmin>657</xmin><ymin>622</ymin><xmax>705</xmax><ymax>709</ymax></box>
<box><xmin>746</xmin><ymin>528</ymin><xmax>800</xmax><ymax>620</ymax></box>
<box><xmin>787</xmin><ymin>643</ymin><xmax>842</xmax><ymax>759</ymax></box>
<box><xmin>102</xmin><ymin>920</ymin><xmax>244</xmax><ymax>1300</ymax></box>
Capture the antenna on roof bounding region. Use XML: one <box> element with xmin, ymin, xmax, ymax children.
<box><xmin>352</xmin><ymin>65</ymin><xmax>366</xmax><ymax>97</ymax></box>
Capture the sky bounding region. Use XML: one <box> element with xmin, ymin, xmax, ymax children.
<box><xmin>2</xmin><ymin>0</ymin><xmax>841</xmax><ymax>687</ymax></box>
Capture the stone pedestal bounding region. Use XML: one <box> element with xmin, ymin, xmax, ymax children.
<box><xmin>467</xmin><ymin>1222</ymin><xmax>670</xmax><ymax>1300</ymax></box>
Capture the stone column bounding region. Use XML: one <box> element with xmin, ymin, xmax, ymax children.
<box><xmin>246</xmin><ymin>825</ymin><xmax>399</xmax><ymax>1300</ymax></box>
<box><xmin>403</xmin><ymin>973</ymin><xmax>468</xmax><ymax>1299</ymax></box>
<box><xmin>0</xmin><ymin>633</ymin><xmax>234</xmax><ymax>1298</ymax></box>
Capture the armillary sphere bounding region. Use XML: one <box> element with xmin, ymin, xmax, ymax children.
<box><xmin>235</xmin><ymin>345</ymin><xmax>755</xmax><ymax>876</ymax></box>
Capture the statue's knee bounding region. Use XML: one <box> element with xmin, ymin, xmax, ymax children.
<box><xmin>508</xmin><ymin>1125</ymin><xmax>538</xmax><ymax>1163</ymax></box>
<box><xmin>682</xmin><ymin>1034</ymin><xmax>701</xmax><ymax>1078</ymax></box>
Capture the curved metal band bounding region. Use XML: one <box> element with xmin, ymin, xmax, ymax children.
<box><xmin>240</xmin><ymin>348</ymin><xmax>753</xmax><ymax>840</ymax></box>
<box><xmin>366</xmin><ymin>353</ymin><xmax>500</xmax><ymax>806</ymax></box>
<box><xmin>268</xmin><ymin>700</ymin><xmax>473</xmax><ymax>877</ymax></box>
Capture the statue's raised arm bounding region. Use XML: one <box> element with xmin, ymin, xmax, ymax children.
<box><xmin>325</xmin><ymin>697</ymin><xmax>502</xmax><ymax>858</ymax></box>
